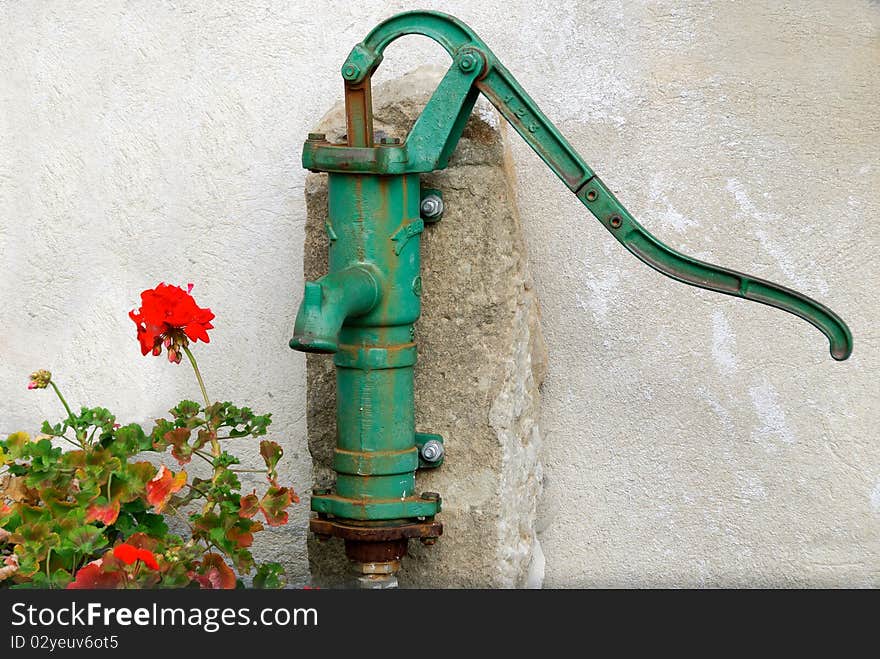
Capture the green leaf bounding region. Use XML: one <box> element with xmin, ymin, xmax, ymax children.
<box><xmin>50</xmin><ymin>568</ymin><xmax>73</xmax><ymax>589</ymax></box>
<box><xmin>259</xmin><ymin>441</ymin><xmax>283</xmax><ymax>480</ymax></box>
<box><xmin>259</xmin><ymin>486</ymin><xmax>292</xmax><ymax>526</ymax></box>
<box><xmin>108</xmin><ymin>424</ymin><xmax>151</xmax><ymax>456</ymax></box>
<box><xmin>163</xmin><ymin>428</ymin><xmax>193</xmax><ymax>464</ymax></box>
<box><xmin>112</xmin><ymin>461</ymin><xmax>156</xmax><ymax>502</ymax></box>
<box><xmin>66</xmin><ymin>525</ymin><xmax>107</xmax><ymax>556</ymax></box>
<box><xmin>213</xmin><ymin>451</ymin><xmax>240</xmax><ymax>468</ymax></box>
<box><xmin>212</xmin><ymin>468</ymin><xmax>240</xmax><ymax>496</ymax></box>
<box><xmin>253</xmin><ymin>562</ymin><xmax>286</xmax><ymax>589</ymax></box>
<box><xmin>39</xmin><ymin>421</ymin><xmax>64</xmax><ymax>438</ymax></box>
<box><xmin>27</xmin><ymin>438</ymin><xmax>62</xmax><ymax>473</ymax></box>
<box><xmin>239</xmin><ymin>492</ymin><xmax>259</xmax><ymax>519</ymax></box>
<box><xmin>133</xmin><ymin>514</ymin><xmax>168</xmax><ymax>538</ymax></box>
<box><xmin>18</xmin><ymin>571</ymin><xmax>49</xmax><ymax>588</ymax></box>
<box><xmin>194</xmin><ymin>428</ymin><xmax>214</xmax><ymax>452</ymax></box>
<box><xmin>170</xmin><ymin>400</ymin><xmax>202</xmax><ymax>424</ymax></box>
<box><xmin>3</xmin><ymin>431</ymin><xmax>30</xmax><ymax>459</ymax></box>
<box><xmin>150</xmin><ymin>418</ymin><xmax>175</xmax><ymax>450</ymax></box>
<box><xmin>208</xmin><ymin>403</ymin><xmax>272</xmax><ymax>438</ymax></box>
<box><xmin>70</xmin><ymin>407</ymin><xmax>116</xmax><ymax>444</ymax></box>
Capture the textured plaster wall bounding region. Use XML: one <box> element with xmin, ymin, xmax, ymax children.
<box><xmin>1</xmin><ymin>1</ymin><xmax>877</xmax><ymax>587</ymax></box>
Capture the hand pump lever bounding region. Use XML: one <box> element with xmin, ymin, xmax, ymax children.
<box><xmin>290</xmin><ymin>10</ymin><xmax>852</xmax><ymax>586</ymax></box>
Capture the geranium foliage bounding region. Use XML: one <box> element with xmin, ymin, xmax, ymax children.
<box><xmin>0</xmin><ymin>284</ymin><xmax>297</xmax><ymax>589</ymax></box>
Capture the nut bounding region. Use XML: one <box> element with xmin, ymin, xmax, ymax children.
<box><xmin>341</xmin><ymin>63</ymin><xmax>361</xmax><ymax>81</ymax></box>
<box><xmin>420</xmin><ymin>194</ymin><xmax>444</xmax><ymax>219</ymax></box>
<box><xmin>420</xmin><ymin>439</ymin><xmax>444</xmax><ymax>463</ymax></box>
<box><xmin>458</xmin><ymin>50</ymin><xmax>481</xmax><ymax>73</ymax></box>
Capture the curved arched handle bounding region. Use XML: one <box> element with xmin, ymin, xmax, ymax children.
<box><xmin>338</xmin><ymin>11</ymin><xmax>853</xmax><ymax>360</ymax></box>
<box><xmin>577</xmin><ymin>177</ymin><xmax>853</xmax><ymax>360</ymax></box>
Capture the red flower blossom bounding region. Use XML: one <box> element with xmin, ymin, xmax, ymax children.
<box><xmin>113</xmin><ymin>543</ymin><xmax>139</xmax><ymax>565</ymax></box>
<box><xmin>136</xmin><ymin>549</ymin><xmax>160</xmax><ymax>571</ymax></box>
<box><xmin>129</xmin><ymin>283</ymin><xmax>214</xmax><ymax>361</ymax></box>
<box><xmin>113</xmin><ymin>543</ymin><xmax>159</xmax><ymax>570</ymax></box>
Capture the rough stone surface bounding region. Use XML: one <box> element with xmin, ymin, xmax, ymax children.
<box><xmin>1</xmin><ymin>1</ymin><xmax>877</xmax><ymax>588</ymax></box>
<box><xmin>303</xmin><ymin>67</ymin><xmax>547</xmax><ymax>588</ymax></box>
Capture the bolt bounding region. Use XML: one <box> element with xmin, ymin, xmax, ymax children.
<box><xmin>609</xmin><ymin>215</ymin><xmax>622</xmax><ymax>228</ymax></box>
<box><xmin>307</xmin><ymin>132</ymin><xmax>326</xmax><ymax>142</ymax></box>
<box><xmin>342</xmin><ymin>63</ymin><xmax>361</xmax><ymax>81</ymax></box>
<box><xmin>379</xmin><ymin>136</ymin><xmax>401</xmax><ymax>145</ymax></box>
<box><xmin>420</xmin><ymin>491</ymin><xmax>440</xmax><ymax>502</ymax></box>
<box><xmin>420</xmin><ymin>194</ymin><xmax>444</xmax><ymax>220</ymax></box>
<box><xmin>458</xmin><ymin>50</ymin><xmax>481</xmax><ymax>73</ymax></box>
<box><xmin>420</xmin><ymin>439</ymin><xmax>444</xmax><ymax>463</ymax></box>
<box><xmin>312</xmin><ymin>486</ymin><xmax>331</xmax><ymax>496</ymax></box>
<box><xmin>585</xmin><ymin>189</ymin><xmax>598</xmax><ymax>202</ymax></box>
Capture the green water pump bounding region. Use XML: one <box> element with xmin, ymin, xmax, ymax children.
<box><xmin>289</xmin><ymin>11</ymin><xmax>852</xmax><ymax>583</ymax></box>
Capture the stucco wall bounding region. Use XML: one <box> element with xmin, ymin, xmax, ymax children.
<box><xmin>1</xmin><ymin>1</ymin><xmax>877</xmax><ymax>587</ymax></box>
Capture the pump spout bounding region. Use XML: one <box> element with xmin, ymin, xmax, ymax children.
<box><xmin>290</xmin><ymin>265</ymin><xmax>380</xmax><ymax>354</ymax></box>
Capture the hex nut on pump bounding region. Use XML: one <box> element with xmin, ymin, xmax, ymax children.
<box><xmin>420</xmin><ymin>439</ymin><xmax>444</xmax><ymax>463</ymax></box>
<box><xmin>420</xmin><ymin>194</ymin><xmax>444</xmax><ymax>221</ymax></box>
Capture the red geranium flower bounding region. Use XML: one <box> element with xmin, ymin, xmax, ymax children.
<box><xmin>129</xmin><ymin>283</ymin><xmax>214</xmax><ymax>362</ymax></box>
<box><xmin>113</xmin><ymin>543</ymin><xmax>159</xmax><ymax>570</ymax></box>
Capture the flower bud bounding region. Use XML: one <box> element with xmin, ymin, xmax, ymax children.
<box><xmin>163</xmin><ymin>336</ymin><xmax>172</xmax><ymax>348</ymax></box>
<box><xmin>167</xmin><ymin>348</ymin><xmax>177</xmax><ymax>363</ymax></box>
<box><xmin>152</xmin><ymin>344</ymin><xmax>162</xmax><ymax>357</ymax></box>
<box><xmin>27</xmin><ymin>369</ymin><xmax>52</xmax><ymax>390</ymax></box>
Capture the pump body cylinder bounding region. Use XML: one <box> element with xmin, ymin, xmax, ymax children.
<box><xmin>308</xmin><ymin>172</ymin><xmax>439</xmax><ymax>521</ymax></box>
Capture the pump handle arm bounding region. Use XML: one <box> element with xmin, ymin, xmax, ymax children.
<box><xmin>340</xmin><ymin>10</ymin><xmax>853</xmax><ymax>360</ymax></box>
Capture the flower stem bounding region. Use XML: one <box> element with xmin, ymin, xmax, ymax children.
<box><xmin>182</xmin><ymin>345</ymin><xmax>210</xmax><ymax>411</ymax></box>
<box><xmin>48</xmin><ymin>380</ymin><xmax>74</xmax><ymax>421</ymax></box>
<box><xmin>181</xmin><ymin>344</ymin><xmax>223</xmax><ymax>514</ymax></box>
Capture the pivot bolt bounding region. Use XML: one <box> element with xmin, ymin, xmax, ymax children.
<box><xmin>420</xmin><ymin>194</ymin><xmax>444</xmax><ymax>220</ymax></box>
<box><xmin>307</xmin><ymin>132</ymin><xmax>326</xmax><ymax>142</ymax></box>
<box><xmin>380</xmin><ymin>136</ymin><xmax>401</xmax><ymax>145</ymax></box>
<box><xmin>458</xmin><ymin>50</ymin><xmax>481</xmax><ymax>73</ymax></box>
<box><xmin>341</xmin><ymin>63</ymin><xmax>361</xmax><ymax>81</ymax></box>
<box><xmin>420</xmin><ymin>491</ymin><xmax>441</xmax><ymax>502</ymax></box>
<box><xmin>312</xmin><ymin>486</ymin><xmax>331</xmax><ymax>496</ymax></box>
<box><xmin>420</xmin><ymin>439</ymin><xmax>444</xmax><ymax>463</ymax></box>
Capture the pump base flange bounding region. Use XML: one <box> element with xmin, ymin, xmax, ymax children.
<box><xmin>310</xmin><ymin>516</ymin><xmax>442</xmax><ymax>566</ymax></box>
<box><xmin>309</xmin><ymin>517</ymin><xmax>442</xmax><ymax>543</ymax></box>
